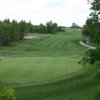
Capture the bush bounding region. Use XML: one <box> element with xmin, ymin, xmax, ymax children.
<box><xmin>93</xmin><ymin>88</ymin><xmax>100</xmax><ymax>100</ymax></box>
<box><xmin>96</xmin><ymin>71</ymin><xmax>100</xmax><ymax>78</ymax></box>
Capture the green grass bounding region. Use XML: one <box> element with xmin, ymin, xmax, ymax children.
<box><xmin>0</xmin><ymin>29</ymin><xmax>99</xmax><ymax>100</ymax></box>
<box><xmin>0</xmin><ymin>29</ymin><xmax>84</xmax><ymax>58</ymax></box>
<box><xmin>0</xmin><ymin>57</ymin><xmax>82</xmax><ymax>86</ymax></box>
<box><xmin>16</xmin><ymin>65</ymin><xmax>100</xmax><ymax>100</ymax></box>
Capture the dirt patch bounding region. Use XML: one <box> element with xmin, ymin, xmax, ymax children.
<box><xmin>24</xmin><ymin>36</ymin><xmax>38</xmax><ymax>39</ymax></box>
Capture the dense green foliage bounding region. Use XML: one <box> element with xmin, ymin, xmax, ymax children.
<box><xmin>82</xmin><ymin>0</ymin><xmax>100</xmax><ymax>43</ymax></box>
<box><xmin>0</xmin><ymin>19</ymin><xmax>27</xmax><ymax>46</ymax></box>
<box><xmin>71</xmin><ymin>23</ymin><xmax>81</xmax><ymax>29</ymax></box>
<box><xmin>82</xmin><ymin>18</ymin><xmax>100</xmax><ymax>43</ymax></box>
<box><xmin>31</xmin><ymin>21</ymin><xmax>65</xmax><ymax>33</ymax></box>
<box><xmin>81</xmin><ymin>0</ymin><xmax>100</xmax><ymax>65</ymax></box>
<box><xmin>0</xmin><ymin>19</ymin><xmax>64</xmax><ymax>47</ymax></box>
<box><xmin>79</xmin><ymin>49</ymin><xmax>100</xmax><ymax>65</ymax></box>
<box><xmin>81</xmin><ymin>1</ymin><xmax>100</xmax><ymax>98</ymax></box>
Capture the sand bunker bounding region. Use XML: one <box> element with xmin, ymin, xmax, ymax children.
<box><xmin>24</xmin><ymin>36</ymin><xmax>38</xmax><ymax>39</ymax></box>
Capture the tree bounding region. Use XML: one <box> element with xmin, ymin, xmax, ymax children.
<box><xmin>10</xmin><ymin>20</ymin><xmax>20</xmax><ymax>41</ymax></box>
<box><xmin>46</xmin><ymin>21</ymin><xmax>53</xmax><ymax>33</ymax></box>
<box><xmin>88</xmin><ymin>0</ymin><xmax>100</xmax><ymax>43</ymax></box>
<box><xmin>71</xmin><ymin>23</ymin><xmax>80</xmax><ymax>28</ymax></box>
<box><xmin>46</xmin><ymin>21</ymin><xmax>60</xmax><ymax>33</ymax></box>
<box><xmin>93</xmin><ymin>88</ymin><xmax>100</xmax><ymax>100</ymax></box>
<box><xmin>52</xmin><ymin>23</ymin><xmax>58</xmax><ymax>32</ymax></box>
<box><xmin>82</xmin><ymin>18</ymin><xmax>94</xmax><ymax>43</ymax></box>
<box><xmin>19</xmin><ymin>20</ymin><xmax>27</xmax><ymax>40</ymax></box>
<box><xmin>26</xmin><ymin>21</ymin><xmax>34</xmax><ymax>33</ymax></box>
<box><xmin>0</xmin><ymin>19</ymin><xmax>28</xmax><ymax>46</ymax></box>
<box><xmin>80</xmin><ymin>0</ymin><xmax>100</xmax><ymax>65</ymax></box>
<box><xmin>38</xmin><ymin>23</ymin><xmax>46</xmax><ymax>33</ymax></box>
<box><xmin>0</xmin><ymin>24</ymin><xmax>10</xmax><ymax>46</ymax></box>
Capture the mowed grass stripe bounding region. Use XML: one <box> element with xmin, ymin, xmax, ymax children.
<box><xmin>51</xmin><ymin>35</ymin><xmax>70</xmax><ymax>48</ymax></box>
<box><xmin>48</xmin><ymin>35</ymin><xmax>65</xmax><ymax>48</ymax></box>
<box><xmin>40</xmin><ymin>35</ymin><xmax>63</xmax><ymax>47</ymax></box>
<box><xmin>57</xmin><ymin>38</ymin><xmax>69</xmax><ymax>48</ymax></box>
<box><xmin>39</xmin><ymin>36</ymin><xmax>59</xmax><ymax>47</ymax></box>
<box><xmin>37</xmin><ymin>35</ymin><xmax>56</xmax><ymax>46</ymax></box>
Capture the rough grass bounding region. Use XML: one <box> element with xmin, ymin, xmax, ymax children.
<box><xmin>16</xmin><ymin>65</ymin><xmax>100</xmax><ymax>100</ymax></box>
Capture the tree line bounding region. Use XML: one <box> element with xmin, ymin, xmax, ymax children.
<box><xmin>28</xmin><ymin>20</ymin><xmax>65</xmax><ymax>33</ymax></box>
<box><xmin>71</xmin><ymin>23</ymin><xmax>82</xmax><ymax>29</ymax></box>
<box><xmin>0</xmin><ymin>19</ymin><xmax>27</xmax><ymax>46</ymax></box>
<box><xmin>0</xmin><ymin>19</ymin><xmax>64</xmax><ymax>46</ymax></box>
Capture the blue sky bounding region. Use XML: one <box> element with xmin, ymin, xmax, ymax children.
<box><xmin>0</xmin><ymin>0</ymin><xmax>91</xmax><ymax>26</ymax></box>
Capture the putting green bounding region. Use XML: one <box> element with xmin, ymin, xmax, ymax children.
<box><xmin>0</xmin><ymin>57</ymin><xmax>83</xmax><ymax>86</ymax></box>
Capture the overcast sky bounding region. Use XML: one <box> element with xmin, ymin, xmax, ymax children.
<box><xmin>0</xmin><ymin>0</ymin><xmax>91</xmax><ymax>26</ymax></box>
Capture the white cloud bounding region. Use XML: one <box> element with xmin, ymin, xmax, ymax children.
<box><xmin>0</xmin><ymin>0</ymin><xmax>90</xmax><ymax>26</ymax></box>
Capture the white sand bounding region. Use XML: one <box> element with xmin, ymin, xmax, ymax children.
<box><xmin>24</xmin><ymin>36</ymin><xmax>38</xmax><ymax>39</ymax></box>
